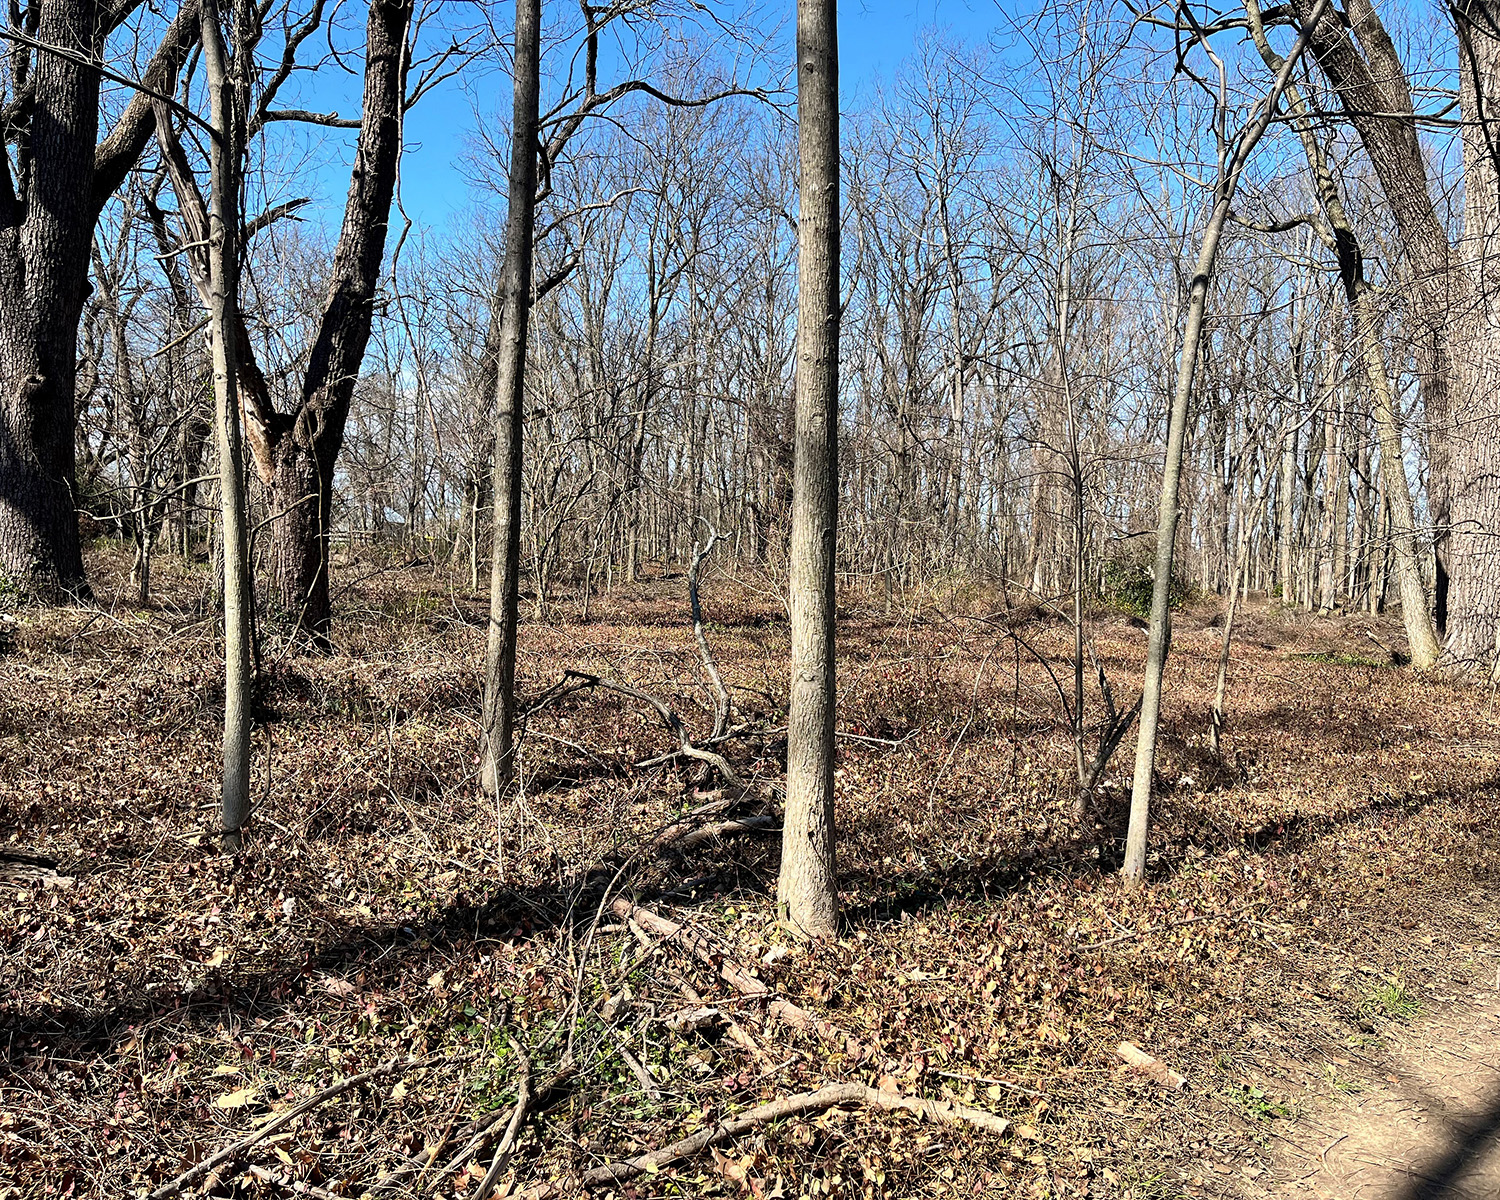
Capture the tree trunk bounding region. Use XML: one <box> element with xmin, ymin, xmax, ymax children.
<box><xmin>1443</xmin><ymin>10</ymin><xmax>1500</xmax><ymax>674</ymax></box>
<box><xmin>479</xmin><ymin>0</ymin><xmax>540</xmax><ymax>795</ymax></box>
<box><xmin>0</xmin><ymin>0</ymin><xmax>197</xmax><ymax>599</ymax></box>
<box><xmin>1123</xmin><ymin>2</ymin><xmax>1327</xmax><ymax>886</ymax></box>
<box><xmin>258</xmin><ymin>0</ymin><xmax>410</xmax><ymax>647</ymax></box>
<box><xmin>270</xmin><ymin>442</ymin><xmax>333</xmax><ymax>636</ymax></box>
<box><xmin>1278</xmin><ymin>410</ymin><xmax>1297</xmax><ymax>601</ymax></box>
<box><xmin>1294</xmin><ymin>0</ymin><xmax>1459</xmax><ymax>628</ymax></box>
<box><xmin>202</xmin><ymin>0</ymin><xmax>252</xmax><ymax>853</ymax></box>
<box><xmin>778</xmin><ymin>0</ymin><xmax>840</xmax><ymax>939</ymax></box>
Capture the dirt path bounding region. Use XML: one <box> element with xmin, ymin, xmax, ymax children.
<box><xmin>1269</xmin><ymin>984</ymin><xmax>1500</xmax><ymax>1199</ymax></box>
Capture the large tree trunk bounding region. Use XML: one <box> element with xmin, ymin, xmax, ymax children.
<box><xmin>0</xmin><ymin>0</ymin><xmax>100</xmax><ymax>599</ymax></box>
<box><xmin>479</xmin><ymin>0</ymin><xmax>540</xmax><ymax>794</ymax></box>
<box><xmin>0</xmin><ymin>0</ymin><xmax>197</xmax><ymax>599</ymax></box>
<box><xmin>1444</xmin><ymin>9</ymin><xmax>1500</xmax><ymax>673</ymax></box>
<box><xmin>259</xmin><ymin>0</ymin><xmax>410</xmax><ymax>646</ymax></box>
<box><xmin>778</xmin><ymin>0</ymin><xmax>840</xmax><ymax>938</ymax></box>
<box><xmin>270</xmin><ymin>441</ymin><xmax>335</xmax><ymax>634</ymax></box>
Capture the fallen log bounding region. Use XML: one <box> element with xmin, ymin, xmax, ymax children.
<box><xmin>1116</xmin><ymin>1041</ymin><xmax>1187</xmax><ymax>1089</ymax></box>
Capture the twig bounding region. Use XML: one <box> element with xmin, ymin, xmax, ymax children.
<box><xmin>933</xmin><ymin>1069</ymin><xmax>1045</xmax><ymax>1099</ymax></box>
<box><xmin>147</xmin><ymin>1054</ymin><xmax>445</xmax><ymax>1199</ymax></box>
<box><xmin>605</xmin><ymin>1026</ymin><xmax>661</xmax><ymax>1098</ymax></box>
<box><xmin>428</xmin><ymin>1053</ymin><xmax>538</xmax><ymax>1189</ymax></box>
<box><xmin>1076</xmin><ymin>903</ymin><xmax>1266</xmax><ymax>951</ymax></box>
<box><xmin>472</xmin><ymin>1043</ymin><xmax>533</xmax><ymax>1200</ymax></box>
<box><xmin>610</xmin><ymin>899</ymin><xmax>841</xmax><ymax>1040</ymax></box>
<box><xmin>244</xmin><ymin>1166</ymin><xmax>343</xmax><ymax>1199</ymax></box>
<box><xmin>561</xmin><ymin>670</ymin><xmax>744</xmax><ymax>786</ymax></box>
<box><xmin>517</xmin><ymin>1082</ymin><xmax>1008</xmax><ymax>1198</ymax></box>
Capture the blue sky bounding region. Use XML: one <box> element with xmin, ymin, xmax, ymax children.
<box><xmin>284</xmin><ymin>0</ymin><xmax>1008</xmax><ymax>234</ymax></box>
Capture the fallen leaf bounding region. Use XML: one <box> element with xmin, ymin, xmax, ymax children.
<box><xmin>213</xmin><ymin>1086</ymin><xmax>259</xmax><ymax>1109</ymax></box>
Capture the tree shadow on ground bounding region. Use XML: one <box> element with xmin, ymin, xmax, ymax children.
<box><xmin>1390</xmin><ymin>1085</ymin><xmax>1500</xmax><ymax>1198</ymax></box>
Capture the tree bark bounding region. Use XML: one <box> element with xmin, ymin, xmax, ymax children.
<box><xmin>0</xmin><ymin>0</ymin><xmax>197</xmax><ymax>599</ymax></box>
<box><xmin>479</xmin><ymin>0</ymin><xmax>540</xmax><ymax>794</ymax></box>
<box><xmin>200</xmin><ymin>0</ymin><xmax>252</xmax><ymax>851</ymax></box>
<box><xmin>1443</xmin><ymin>8</ymin><xmax>1500</xmax><ymax>674</ymax></box>
<box><xmin>1122</xmin><ymin>0</ymin><xmax>1328</xmax><ymax>886</ymax></box>
<box><xmin>778</xmin><ymin>0</ymin><xmax>840</xmax><ymax>938</ymax></box>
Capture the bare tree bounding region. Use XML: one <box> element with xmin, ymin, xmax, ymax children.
<box><xmin>478</xmin><ymin>0</ymin><xmax>541</xmax><ymax>794</ymax></box>
<box><xmin>778</xmin><ymin>0</ymin><xmax>840</xmax><ymax>938</ymax></box>
<box><xmin>1123</xmin><ymin>0</ymin><xmax>1329</xmax><ymax>886</ymax></box>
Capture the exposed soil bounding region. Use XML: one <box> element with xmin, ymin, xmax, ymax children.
<box><xmin>1266</xmin><ymin>986</ymin><xmax>1500</xmax><ymax>1199</ymax></box>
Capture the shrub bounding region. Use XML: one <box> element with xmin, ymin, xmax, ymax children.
<box><xmin>1099</xmin><ymin>545</ymin><xmax>1191</xmax><ymax>619</ymax></box>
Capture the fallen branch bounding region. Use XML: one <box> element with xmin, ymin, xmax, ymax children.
<box><xmin>148</xmin><ymin>1054</ymin><xmax>444</xmax><ymax>1200</ymax></box>
<box><xmin>673</xmin><ymin>975</ymin><xmax>775</xmax><ymax>1068</ymax></box>
<box><xmin>471</xmin><ymin>1044</ymin><xmax>532</xmax><ymax>1200</ymax></box>
<box><xmin>609</xmin><ymin>899</ymin><xmax>839</xmax><ymax>1040</ymax></box>
<box><xmin>649</xmin><ymin>793</ymin><xmax>744</xmax><ymax>848</ymax></box>
<box><xmin>562</xmin><ymin>670</ymin><xmax>743</xmax><ymax>787</ymax></box>
<box><xmin>517</xmin><ymin>1082</ymin><xmax>1008</xmax><ymax>1198</ymax></box>
<box><xmin>655</xmin><ymin>815</ymin><xmax>776</xmax><ymax>855</ymax></box>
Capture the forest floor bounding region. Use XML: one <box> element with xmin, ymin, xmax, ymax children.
<box><xmin>2</xmin><ymin>545</ymin><xmax>1499</xmax><ymax>1200</ymax></box>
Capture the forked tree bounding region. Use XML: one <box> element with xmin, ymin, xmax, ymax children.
<box><xmin>153</xmin><ymin>0</ymin><xmax>415</xmax><ymax>649</ymax></box>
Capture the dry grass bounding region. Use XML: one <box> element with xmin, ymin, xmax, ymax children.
<box><xmin>3</xmin><ymin>544</ymin><xmax>1499</xmax><ymax>1199</ymax></box>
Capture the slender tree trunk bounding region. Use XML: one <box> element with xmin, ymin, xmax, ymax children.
<box><xmin>480</xmin><ymin>0</ymin><xmax>540</xmax><ymax>795</ymax></box>
<box><xmin>1317</xmin><ymin>363</ymin><xmax>1337</xmax><ymax>614</ymax></box>
<box><xmin>202</xmin><ymin>0</ymin><xmax>252</xmax><ymax>853</ymax></box>
<box><xmin>1335</xmin><ymin>278</ymin><xmax>1433</xmax><ymax>653</ymax></box>
<box><xmin>1279</xmin><ymin>415</ymin><xmax>1297</xmax><ymax>601</ymax></box>
<box><xmin>778</xmin><ymin>0</ymin><xmax>840</xmax><ymax>938</ymax></box>
<box><xmin>1123</xmin><ymin>2</ymin><xmax>1327</xmax><ymax>886</ymax></box>
<box><xmin>1294</xmin><ymin>0</ymin><xmax>1457</xmax><ymax>631</ymax></box>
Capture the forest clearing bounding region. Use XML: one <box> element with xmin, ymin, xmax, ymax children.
<box><xmin>4</xmin><ymin>552</ymin><xmax>1499</xmax><ymax>1198</ymax></box>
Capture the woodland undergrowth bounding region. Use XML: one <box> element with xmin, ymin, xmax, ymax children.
<box><xmin>3</xmin><ymin>547</ymin><xmax>1499</xmax><ymax>1200</ymax></box>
